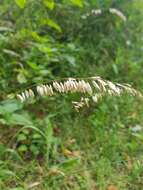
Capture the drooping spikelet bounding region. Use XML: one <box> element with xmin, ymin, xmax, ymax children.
<box><xmin>16</xmin><ymin>89</ymin><xmax>34</xmax><ymax>102</ymax></box>
<box><xmin>91</xmin><ymin>9</ymin><xmax>102</xmax><ymax>15</ymax></box>
<box><xmin>63</xmin><ymin>78</ymin><xmax>78</xmax><ymax>93</ymax></box>
<box><xmin>37</xmin><ymin>84</ymin><xmax>53</xmax><ymax>96</ymax></box>
<box><xmin>72</xmin><ymin>97</ymin><xmax>90</xmax><ymax>112</ymax></box>
<box><xmin>53</xmin><ymin>81</ymin><xmax>65</xmax><ymax>93</ymax></box>
<box><xmin>82</xmin><ymin>9</ymin><xmax>102</xmax><ymax>19</ymax></box>
<box><xmin>92</xmin><ymin>93</ymin><xmax>103</xmax><ymax>103</ymax></box>
<box><xmin>109</xmin><ymin>8</ymin><xmax>127</xmax><ymax>22</ymax></box>
<box><xmin>76</xmin><ymin>80</ymin><xmax>92</xmax><ymax>94</ymax></box>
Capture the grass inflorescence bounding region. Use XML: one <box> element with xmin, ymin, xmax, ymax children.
<box><xmin>16</xmin><ymin>76</ymin><xmax>142</xmax><ymax>111</ymax></box>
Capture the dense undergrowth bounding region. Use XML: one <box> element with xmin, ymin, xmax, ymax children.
<box><xmin>0</xmin><ymin>0</ymin><xmax>143</xmax><ymax>189</ymax></box>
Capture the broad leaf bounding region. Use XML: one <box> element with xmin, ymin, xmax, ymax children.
<box><xmin>0</xmin><ymin>100</ymin><xmax>22</xmax><ymax>115</ymax></box>
<box><xmin>7</xmin><ymin>113</ymin><xmax>32</xmax><ymax>126</ymax></box>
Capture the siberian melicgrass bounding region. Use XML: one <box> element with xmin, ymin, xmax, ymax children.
<box><xmin>16</xmin><ymin>76</ymin><xmax>142</xmax><ymax>111</ymax></box>
<box><xmin>82</xmin><ymin>8</ymin><xmax>127</xmax><ymax>22</ymax></box>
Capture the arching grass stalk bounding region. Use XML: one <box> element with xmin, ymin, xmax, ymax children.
<box><xmin>82</xmin><ymin>8</ymin><xmax>127</xmax><ymax>22</ymax></box>
<box><xmin>16</xmin><ymin>76</ymin><xmax>142</xmax><ymax>112</ymax></box>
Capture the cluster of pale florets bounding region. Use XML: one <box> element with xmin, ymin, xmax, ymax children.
<box><xmin>82</xmin><ymin>8</ymin><xmax>127</xmax><ymax>22</ymax></box>
<box><xmin>16</xmin><ymin>76</ymin><xmax>142</xmax><ymax>111</ymax></box>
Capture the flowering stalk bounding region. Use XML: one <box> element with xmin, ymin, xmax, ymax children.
<box><xmin>82</xmin><ymin>8</ymin><xmax>127</xmax><ymax>22</ymax></box>
<box><xmin>16</xmin><ymin>76</ymin><xmax>142</xmax><ymax>111</ymax></box>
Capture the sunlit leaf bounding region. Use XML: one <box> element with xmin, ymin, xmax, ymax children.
<box><xmin>70</xmin><ymin>0</ymin><xmax>83</xmax><ymax>7</ymax></box>
<box><xmin>15</xmin><ymin>0</ymin><xmax>26</xmax><ymax>8</ymax></box>
<box><xmin>43</xmin><ymin>0</ymin><xmax>55</xmax><ymax>10</ymax></box>
<box><xmin>40</xmin><ymin>18</ymin><xmax>62</xmax><ymax>32</ymax></box>
<box><xmin>32</xmin><ymin>133</ymin><xmax>41</xmax><ymax>139</ymax></box>
<box><xmin>18</xmin><ymin>145</ymin><xmax>28</xmax><ymax>152</ymax></box>
<box><xmin>17</xmin><ymin>134</ymin><xmax>27</xmax><ymax>142</ymax></box>
<box><xmin>17</xmin><ymin>73</ymin><xmax>27</xmax><ymax>84</ymax></box>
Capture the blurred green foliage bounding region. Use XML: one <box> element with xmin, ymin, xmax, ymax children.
<box><xmin>0</xmin><ymin>0</ymin><xmax>143</xmax><ymax>189</ymax></box>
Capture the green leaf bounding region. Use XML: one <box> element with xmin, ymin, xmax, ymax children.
<box><xmin>0</xmin><ymin>169</ymin><xmax>15</xmax><ymax>178</ymax></box>
<box><xmin>70</xmin><ymin>0</ymin><xmax>83</xmax><ymax>7</ymax></box>
<box><xmin>0</xmin><ymin>119</ymin><xmax>6</xmax><ymax>125</ymax></box>
<box><xmin>17</xmin><ymin>134</ymin><xmax>27</xmax><ymax>142</ymax></box>
<box><xmin>9</xmin><ymin>188</ymin><xmax>24</xmax><ymax>190</ymax></box>
<box><xmin>44</xmin><ymin>117</ymin><xmax>53</xmax><ymax>163</ymax></box>
<box><xmin>3</xmin><ymin>49</ymin><xmax>21</xmax><ymax>58</ymax></box>
<box><xmin>22</xmin><ymin>129</ymin><xmax>29</xmax><ymax>135</ymax></box>
<box><xmin>19</xmin><ymin>126</ymin><xmax>46</xmax><ymax>139</ymax></box>
<box><xmin>5</xmin><ymin>149</ymin><xmax>24</xmax><ymax>162</ymax></box>
<box><xmin>0</xmin><ymin>100</ymin><xmax>22</xmax><ymax>115</ymax></box>
<box><xmin>8</xmin><ymin>113</ymin><xmax>33</xmax><ymax>126</ymax></box>
<box><xmin>0</xmin><ymin>144</ymin><xmax>6</xmax><ymax>157</ymax></box>
<box><xmin>64</xmin><ymin>55</ymin><xmax>76</xmax><ymax>66</ymax></box>
<box><xmin>40</xmin><ymin>18</ymin><xmax>62</xmax><ymax>32</ymax></box>
<box><xmin>59</xmin><ymin>158</ymin><xmax>80</xmax><ymax>170</ymax></box>
<box><xmin>0</xmin><ymin>27</ymin><xmax>13</xmax><ymax>32</ymax></box>
<box><xmin>30</xmin><ymin>144</ymin><xmax>39</xmax><ymax>155</ymax></box>
<box><xmin>15</xmin><ymin>0</ymin><xmax>26</xmax><ymax>8</ymax></box>
<box><xmin>18</xmin><ymin>145</ymin><xmax>28</xmax><ymax>152</ymax></box>
<box><xmin>32</xmin><ymin>133</ymin><xmax>41</xmax><ymax>139</ymax></box>
<box><xmin>31</xmin><ymin>31</ymin><xmax>45</xmax><ymax>42</ymax></box>
<box><xmin>45</xmin><ymin>118</ymin><xmax>53</xmax><ymax>146</ymax></box>
<box><xmin>37</xmin><ymin>44</ymin><xmax>52</xmax><ymax>54</ymax></box>
<box><xmin>112</xmin><ymin>64</ymin><xmax>119</xmax><ymax>75</ymax></box>
<box><xmin>43</xmin><ymin>0</ymin><xmax>55</xmax><ymax>10</ymax></box>
<box><xmin>17</xmin><ymin>73</ymin><xmax>27</xmax><ymax>84</ymax></box>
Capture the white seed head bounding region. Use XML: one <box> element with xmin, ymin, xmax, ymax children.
<box><xmin>21</xmin><ymin>92</ymin><xmax>26</xmax><ymax>100</ymax></box>
<box><xmin>29</xmin><ymin>89</ymin><xmax>35</xmax><ymax>97</ymax></box>
<box><xmin>46</xmin><ymin>84</ymin><xmax>53</xmax><ymax>96</ymax></box>
<box><xmin>37</xmin><ymin>86</ymin><xmax>44</xmax><ymax>96</ymax></box>
<box><xmin>92</xmin><ymin>81</ymin><xmax>101</xmax><ymax>91</ymax></box>
<box><xmin>16</xmin><ymin>94</ymin><xmax>24</xmax><ymax>102</ymax></box>
<box><xmin>16</xmin><ymin>76</ymin><xmax>142</xmax><ymax>106</ymax></box>
<box><xmin>92</xmin><ymin>95</ymin><xmax>98</xmax><ymax>103</ymax></box>
<box><xmin>109</xmin><ymin>8</ymin><xmax>127</xmax><ymax>22</ymax></box>
<box><xmin>91</xmin><ymin>9</ymin><xmax>102</xmax><ymax>15</ymax></box>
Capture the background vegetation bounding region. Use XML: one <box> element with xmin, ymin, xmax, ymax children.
<box><xmin>0</xmin><ymin>0</ymin><xmax>143</xmax><ymax>189</ymax></box>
